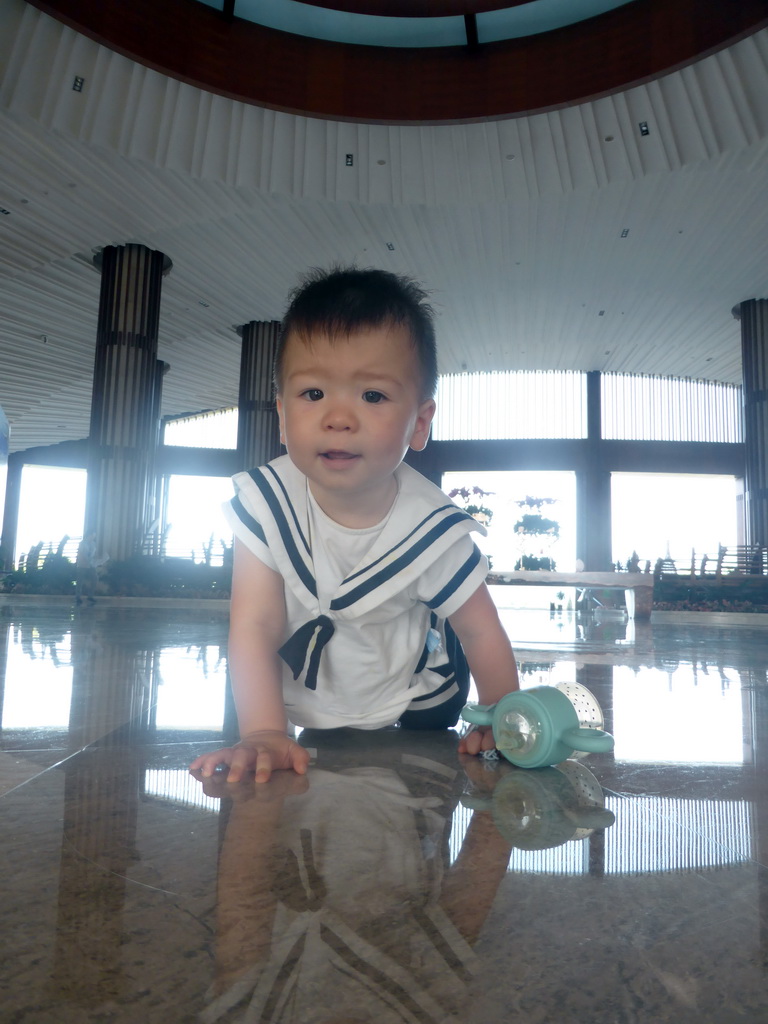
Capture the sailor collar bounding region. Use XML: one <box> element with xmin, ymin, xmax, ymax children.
<box><xmin>233</xmin><ymin>455</ymin><xmax>485</xmax><ymax>622</ymax></box>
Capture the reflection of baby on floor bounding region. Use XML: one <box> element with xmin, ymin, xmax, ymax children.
<box><xmin>200</xmin><ymin>738</ymin><xmax>512</xmax><ymax>1024</ymax></box>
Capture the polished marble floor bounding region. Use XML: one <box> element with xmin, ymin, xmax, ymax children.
<box><xmin>1</xmin><ymin>594</ymin><xmax>767</xmax><ymax>1023</ymax></box>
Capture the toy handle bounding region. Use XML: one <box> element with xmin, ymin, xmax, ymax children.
<box><xmin>567</xmin><ymin>807</ymin><xmax>616</xmax><ymax>830</ymax></box>
<box><xmin>460</xmin><ymin>702</ymin><xmax>495</xmax><ymax>727</ymax></box>
<box><xmin>459</xmin><ymin>793</ymin><xmax>492</xmax><ymax>811</ymax></box>
<box><xmin>562</xmin><ymin>727</ymin><xmax>615</xmax><ymax>754</ymax></box>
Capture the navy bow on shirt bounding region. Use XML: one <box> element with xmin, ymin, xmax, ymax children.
<box><xmin>278</xmin><ymin>615</ymin><xmax>335</xmax><ymax>691</ymax></box>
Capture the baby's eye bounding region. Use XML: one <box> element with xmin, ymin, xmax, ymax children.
<box><xmin>362</xmin><ymin>390</ymin><xmax>386</xmax><ymax>404</ymax></box>
<box><xmin>301</xmin><ymin>388</ymin><xmax>324</xmax><ymax>402</ymax></box>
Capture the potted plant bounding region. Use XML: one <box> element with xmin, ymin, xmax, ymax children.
<box><xmin>447</xmin><ymin>486</ymin><xmax>494</xmax><ymax>527</ymax></box>
<box><xmin>513</xmin><ymin>495</ymin><xmax>560</xmax><ymax>571</ymax></box>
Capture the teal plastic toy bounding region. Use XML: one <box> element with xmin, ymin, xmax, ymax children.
<box><xmin>461</xmin><ymin>682</ymin><xmax>614</xmax><ymax>769</ymax></box>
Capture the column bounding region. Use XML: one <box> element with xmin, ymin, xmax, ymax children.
<box><xmin>0</xmin><ymin>618</ymin><xmax>8</xmax><ymax>733</ymax></box>
<box><xmin>143</xmin><ymin>360</ymin><xmax>170</xmax><ymax>557</ymax></box>
<box><xmin>0</xmin><ymin>453</ymin><xmax>22</xmax><ymax>570</ymax></box>
<box><xmin>0</xmin><ymin>402</ymin><xmax>8</xmax><ymax>565</ymax></box>
<box><xmin>86</xmin><ymin>244</ymin><xmax>172</xmax><ymax>563</ymax></box>
<box><xmin>236</xmin><ymin>321</ymin><xmax>282</xmax><ymax>471</ymax></box>
<box><xmin>736</xmin><ymin>299</ymin><xmax>768</xmax><ymax>547</ymax></box>
<box><xmin>50</xmin><ymin>626</ymin><xmax>154</xmax><ymax>1002</ymax></box>
<box><xmin>576</xmin><ymin>371</ymin><xmax>613</xmax><ymax>571</ymax></box>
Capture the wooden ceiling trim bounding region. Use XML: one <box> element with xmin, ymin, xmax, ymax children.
<box><xmin>26</xmin><ymin>0</ymin><xmax>768</xmax><ymax>124</ymax></box>
<box><xmin>294</xmin><ymin>1</ymin><xmax>532</xmax><ymax>15</ymax></box>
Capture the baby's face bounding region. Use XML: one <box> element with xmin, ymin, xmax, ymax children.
<box><xmin>276</xmin><ymin>323</ymin><xmax>435</xmax><ymax>525</ymax></box>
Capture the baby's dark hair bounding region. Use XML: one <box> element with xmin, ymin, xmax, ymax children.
<box><xmin>275</xmin><ymin>266</ymin><xmax>438</xmax><ymax>399</ymax></box>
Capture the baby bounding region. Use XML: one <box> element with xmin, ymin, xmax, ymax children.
<box><xmin>191</xmin><ymin>267</ymin><xmax>519</xmax><ymax>782</ymax></box>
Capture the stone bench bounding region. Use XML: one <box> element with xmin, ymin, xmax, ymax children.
<box><xmin>486</xmin><ymin>570</ymin><xmax>653</xmax><ymax>619</ymax></box>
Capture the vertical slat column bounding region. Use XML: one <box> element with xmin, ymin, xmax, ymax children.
<box><xmin>236</xmin><ymin>320</ymin><xmax>282</xmax><ymax>471</ymax></box>
<box><xmin>143</xmin><ymin>360</ymin><xmax>170</xmax><ymax>557</ymax></box>
<box><xmin>738</xmin><ymin>299</ymin><xmax>768</xmax><ymax>548</ymax></box>
<box><xmin>0</xmin><ymin>453</ymin><xmax>22</xmax><ymax>570</ymax></box>
<box><xmin>86</xmin><ymin>244</ymin><xmax>172</xmax><ymax>563</ymax></box>
<box><xmin>576</xmin><ymin>370</ymin><xmax>613</xmax><ymax>570</ymax></box>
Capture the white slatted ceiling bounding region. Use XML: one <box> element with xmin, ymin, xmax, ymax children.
<box><xmin>0</xmin><ymin>1</ymin><xmax>767</xmax><ymax>452</ymax></box>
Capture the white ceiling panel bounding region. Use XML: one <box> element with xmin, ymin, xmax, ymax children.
<box><xmin>0</xmin><ymin>2</ymin><xmax>767</xmax><ymax>452</ymax></box>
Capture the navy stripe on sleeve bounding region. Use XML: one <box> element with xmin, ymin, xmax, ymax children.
<box><xmin>425</xmin><ymin>545</ymin><xmax>483</xmax><ymax>610</ymax></box>
<box><xmin>264</xmin><ymin>465</ymin><xmax>311</xmax><ymax>556</ymax></box>
<box><xmin>230</xmin><ymin>494</ymin><xmax>267</xmax><ymax>546</ymax></box>
<box><xmin>248</xmin><ymin>467</ymin><xmax>317</xmax><ymax>598</ymax></box>
<box><xmin>407</xmin><ymin>672</ymin><xmax>456</xmax><ymax>703</ymax></box>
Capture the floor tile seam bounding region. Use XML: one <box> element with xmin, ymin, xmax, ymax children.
<box><xmin>0</xmin><ymin>720</ymin><xmax>151</xmax><ymax>795</ymax></box>
<box><xmin>0</xmin><ymin>747</ymin><xmax>87</xmax><ymax>798</ymax></box>
<box><xmin>1</xmin><ymin>746</ymin><xmax>69</xmax><ymax>753</ymax></box>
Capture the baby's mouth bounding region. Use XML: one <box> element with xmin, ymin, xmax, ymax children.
<box><xmin>321</xmin><ymin>450</ymin><xmax>358</xmax><ymax>460</ymax></box>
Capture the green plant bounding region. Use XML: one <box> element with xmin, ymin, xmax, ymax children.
<box><xmin>513</xmin><ymin>495</ymin><xmax>560</xmax><ymax>571</ymax></box>
<box><xmin>2</xmin><ymin>539</ymin><xmax>76</xmax><ymax>594</ymax></box>
<box><xmin>103</xmin><ymin>554</ymin><xmax>231</xmax><ymax>598</ymax></box>
<box><xmin>514</xmin><ymin>513</ymin><xmax>559</xmax><ymax>536</ymax></box>
<box><xmin>516</xmin><ymin>553</ymin><xmax>556</xmax><ymax>571</ymax></box>
<box><xmin>0</xmin><ymin>537</ymin><xmax>233</xmax><ymax>598</ymax></box>
<box><xmin>518</xmin><ymin>660</ymin><xmax>554</xmax><ymax>676</ymax></box>
<box><xmin>448</xmin><ymin>486</ymin><xmax>494</xmax><ymax>526</ymax></box>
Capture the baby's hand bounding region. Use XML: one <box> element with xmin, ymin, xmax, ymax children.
<box><xmin>197</xmin><ymin>764</ymin><xmax>310</xmax><ymax>803</ymax></box>
<box><xmin>189</xmin><ymin>730</ymin><xmax>310</xmax><ymax>784</ymax></box>
<box><xmin>457</xmin><ymin>724</ymin><xmax>497</xmax><ymax>757</ymax></box>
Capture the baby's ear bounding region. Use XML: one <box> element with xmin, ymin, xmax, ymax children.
<box><xmin>276</xmin><ymin>396</ymin><xmax>287</xmax><ymax>444</ymax></box>
<box><xmin>409</xmin><ymin>398</ymin><xmax>436</xmax><ymax>452</ymax></box>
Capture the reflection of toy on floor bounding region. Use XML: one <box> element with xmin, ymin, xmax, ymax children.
<box><xmin>461</xmin><ymin>758</ymin><xmax>615</xmax><ymax>850</ymax></box>
<box><xmin>200</xmin><ymin>732</ymin><xmax>513</xmax><ymax>1024</ymax></box>
<box><xmin>461</xmin><ymin>682</ymin><xmax>615</xmax><ymax>768</ymax></box>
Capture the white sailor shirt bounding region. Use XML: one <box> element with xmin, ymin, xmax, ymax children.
<box><xmin>224</xmin><ymin>455</ymin><xmax>488</xmax><ymax>730</ymax></box>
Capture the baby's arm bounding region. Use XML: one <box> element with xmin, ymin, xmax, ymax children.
<box><xmin>190</xmin><ymin>538</ymin><xmax>309</xmax><ymax>783</ymax></box>
<box><xmin>447</xmin><ymin>582</ymin><xmax>519</xmax><ymax>755</ymax></box>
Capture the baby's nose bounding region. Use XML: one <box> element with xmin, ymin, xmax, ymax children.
<box><xmin>322</xmin><ymin>401</ymin><xmax>357</xmax><ymax>429</ymax></box>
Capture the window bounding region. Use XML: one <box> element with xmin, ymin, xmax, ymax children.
<box><xmin>433</xmin><ymin>371</ymin><xmax>586</xmax><ymax>440</ymax></box>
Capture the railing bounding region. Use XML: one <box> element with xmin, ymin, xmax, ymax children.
<box><xmin>655</xmin><ymin>545</ymin><xmax>767</xmax><ymax>578</ymax></box>
<box><xmin>17</xmin><ymin>538</ymin><xmax>80</xmax><ymax>570</ymax></box>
